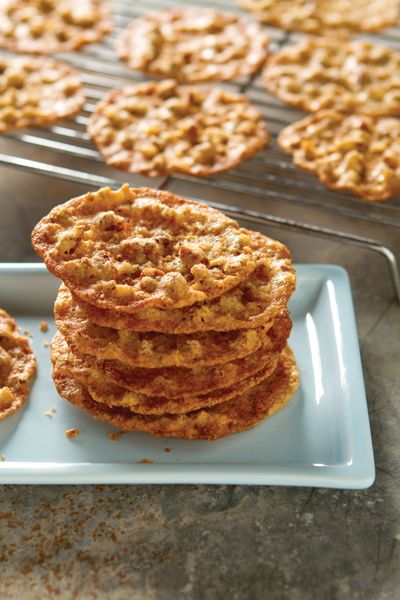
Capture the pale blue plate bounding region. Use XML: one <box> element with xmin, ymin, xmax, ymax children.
<box><xmin>0</xmin><ymin>264</ymin><xmax>374</xmax><ymax>488</ymax></box>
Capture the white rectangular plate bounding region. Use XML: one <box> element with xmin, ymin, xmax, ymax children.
<box><xmin>0</xmin><ymin>263</ymin><xmax>374</xmax><ymax>488</ymax></box>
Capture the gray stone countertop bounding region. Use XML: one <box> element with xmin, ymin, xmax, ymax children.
<box><xmin>0</xmin><ymin>165</ymin><xmax>399</xmax><ymax>600</ymax></box>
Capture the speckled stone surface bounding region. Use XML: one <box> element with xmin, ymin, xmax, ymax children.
<box><xmin>0</xmin><ymin>137</ymin><xmax>400</xmax><ymax>597</ymax></box>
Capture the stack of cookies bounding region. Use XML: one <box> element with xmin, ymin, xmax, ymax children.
<box><xmin>32</xmin><ymin>185</ymin><xmax>299</xmax><ymax>440</ymax></box>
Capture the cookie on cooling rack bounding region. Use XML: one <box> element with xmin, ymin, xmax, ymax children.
<box><xmin>0</xmin><ymin>0</ymin><xmax>111</xmax><ymax>54</ymax></box>
<box><xmin>238</xmin><ymin>0</ymin><xmax>400</xmax><ymax>35</ymax></box>
<box><xmin>0</xmin><ymin>56</ymin><xmax>84</xmax><ymax>133</ymax></box>
<box><xmin>117</xmin><ymin>8</ymin><xmax>269</xmax><ymax>83</ymax></box>
<box><xmin>263</xmin><ymin>38</ymin><xmax>400</xmax><ymax>116</ymax></box>
<box><xmin>87</xmin><ymin>79</ymin><xmax>269</xmax><ymax>177</ymax></box>
<box><xmin>0</xmin><ymin>309</ymin><xmax>36</xmax><ymax>420</ymax></box>
<box><xmin>32</xmin><ymin>185</ymin><xmax>271</xmax><ymax>312</ymax></box>
<box><xmin>278</xmin><ymin>111</ymin><xmax>400</xmax><ymax>202</ymax></box>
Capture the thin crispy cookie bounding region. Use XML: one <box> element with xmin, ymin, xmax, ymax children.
<box><xmin>263</xmin><ymin>38</ymin><xmax>400</xmax><ymax>116</ymax></box>
<box><xmin>0</xmin><ymin>309</ymin><xmax>36</xmax><ymax>420</ymax></box>
<box><xmin>0</xmin><ymin>0</ymin><xmax>111</xmax><ymax>54</ymax></box>
<box><xmin>55</xmin><ymin>284</ymin><xmax>274</xmax><ymax>368</ymax></box>
<box><xmin>52</xmin><ymin>346</ymin><xmax>299</xmax><ymax>440</ymax></box>
<box><xmin>238</xmin><ymin>0</ymin><xmax>400</xmax><ymax>35</ymax></box>
<box><xmin>32</xmin><ymin>185</ymin><xmax>265</xmax><ymax>312</ymax></box>
<box><xmin>51</xmin><ymin>331</ymin><xmax>280</xmax><ymax>415</ymax></box>
<box><xmin>70</xmin><ymin>232</ymin><xmax>296</xmax><ymax>334</ymax></box>
<box><xmin>87</xmin><ymin>80</ymin><xmax>269</xmax><ymax>177</ymax></box>
<box><xmin>53</xmin><ymin>313</ymin><xmax>290</xmax><ymax>399</ymax></box>
<box><xmin>117</xmin><ymin>9</ymin><xmax>269</xmax><ymax>83</ymax></box>
<box><xmin>0</xmin><ymin>56</ymin><xmax>84</xmax><ymax>133</ymax></box>
<box><xmin>279</xmin><ymin>111</ymin><xmax>400</xmax><ymax>202</ymax></box>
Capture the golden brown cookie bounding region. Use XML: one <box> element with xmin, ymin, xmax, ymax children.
<box><xmin>52</xmin><ymin>346</ymin><xmax>299</xmax><ymax>440</ymax></box>
<box><xmin>69</xmin><ymin>233</ymin><xmax>296</xmax><ymax>334</ymax></box>
<box><xmin>87</xmin><ymin>80</ymin><xmax>269</xmax><ymax>177</ymax></box>
<box><xmin>0</xmin><ymin>56</ymin><xmax>84</xmax><ymax>133</ymax></box>
<box><xmin>278</xmin><ymin>111</ymin><xmax>400</xmax><ymax>202</ymax></box>
<box><xmin>32</xmin><ymin>185</ymin><xmax>268</xmax><ymax>312</ymax></box>
<box><xmin>54</xmin><ymin>312</ymin><xmax>290</xmax><ymax>399</ymax></box>
<box><xmin>0</xmin><ymin>309</ymin><xmax>36</xmax><ymax>420</ymax></box>
<box><xmin>263</xmin><ymin>38</ymin><xmax>400</xmax><ymax>116</ymax></box>
<box><xmin>0</xmin><ymin>0</ymin><xmax>111</xmax><ymax>54</ymax></box>
<box><xmin>54</xmin><ymin>284</ymin><xmax>274</xmax><ymax>368</ymax></box>
<box><xmin>238</xmin><ymin>0</ymin><xmax>400</xmax><ymax>35</ymax></box>
<box><xmin>89</xmin><ymin>361</ymin><xmax>279</xmax><ymax>416</ymax></box>
<box><xmin>117</xmin><ymin>8</ymin><xmax>269</xmax><ymax>83</ymax></box>
<box><xmin>51</xmin><ymin>331</ymin><xmax>280</xmax><ymax>415</ymax></box>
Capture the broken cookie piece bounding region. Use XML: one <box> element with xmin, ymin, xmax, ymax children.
<box><xmin>65</xmin><ymin>427</ymin><xmax>80</xmax><ymax>440</ymax></box>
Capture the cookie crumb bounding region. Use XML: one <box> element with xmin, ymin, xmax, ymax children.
<box><xmin>107</xmin><ymin>431</ymin><xmax>124</xmax><ymax>441</ymax></box>
<box><xmin>65</xmin><ymin>428</ymin><xmax>80</xmax><ymax>440</ymax></box>
<box><xmin>0</xmin><ymin>454</ymin><xmax>5</xmax><ymax>461</ymax></box>
<box><xmin>42</xmin><ymin>340</ymin><xmax>50</xmax><ymax>348</ymax></box>
<box><xmin>39</xmin><ymin>321</ymin><xmax>49</xmax><ymax>332</ymax></box>
<box><xmin>23</xmin><ymin>328</ymin><xmax>32</xmax><ymax>338</ymax></box>
<box><xmin>164</xmin><ymin>447</ymin><xmax>172</xmax><ymax>453</ymax></box>
<box><xmin>138</xmin><ymin>458</ymin><xmax>154</xmax><ymax>464</ymax></box>
<box><xmin>43</xmin><ymin>404</ymin><xmax>57</xmax><ymax>417</ymax></box>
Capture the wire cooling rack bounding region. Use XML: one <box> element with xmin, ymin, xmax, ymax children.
<box><xmin>0</xmin><ymin>0</ymin><xmax>399</xmax><ymax>299</ymax></box>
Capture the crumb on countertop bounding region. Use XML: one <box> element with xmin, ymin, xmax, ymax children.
<box><xmin>138</xmin><ymin>458</ymin><xmax>154</xmax><ymax>464</ymax></box>
<box><xmin>65</xmin><ymin>428</ymin><xmax>80</xmax><ymax>440</ymax></box>
<box><xmin>43</xmin><ymin>404</ymin><xmax>57</xmax><ymax>417</ymax></box>
<box><xmin>164</xmin><ymin>447</ymin><xmax>172</xmax><ymax>453</ymax></box>
<box><xmin>0</xmin><ymin>454</ymin><xmax>5</xmax><ymax>461</ymax></box>
<box><xmin>39</xmin><ymin>320</ymin><xmax>49</xmax><ymax>332</ymax></box>
<box><xmin>107</xmin><ymin>431</ymin><xmax>125</xmax><ymax>441</ymax></box>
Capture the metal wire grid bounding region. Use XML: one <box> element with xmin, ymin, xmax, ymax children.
<box><xmin>0</xmin><ymin>0</ymin><xmax>399</xmax><ymax>298</ymax></box>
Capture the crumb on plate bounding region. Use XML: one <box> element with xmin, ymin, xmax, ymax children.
<box><xmin>65</xmin><ymin>427</ymin><xmax>80</xmax><ymax>440</ymax></box>
<box><xmin>39</xmin><ymin>320</ymin><xmax>49</xmax><ymax>332</ymax></box>
<box><xmin>107</xmin><ymin>431</ymin><xmax>125</xmax><ymax>441</ymax></box>
<box><xmin>138</xmin><ymin>458</ymin><xmax>154</xmax><ymax>464</ymax></box>
<box><xmin>43</xmin><ymin>404</ymin><xmax>57</xmax><ymax>417</ymax></box>
<box><xmin>164</xmin><ymin>447</ymin><xmax>172</xmax><ymax>453</ymax></box>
